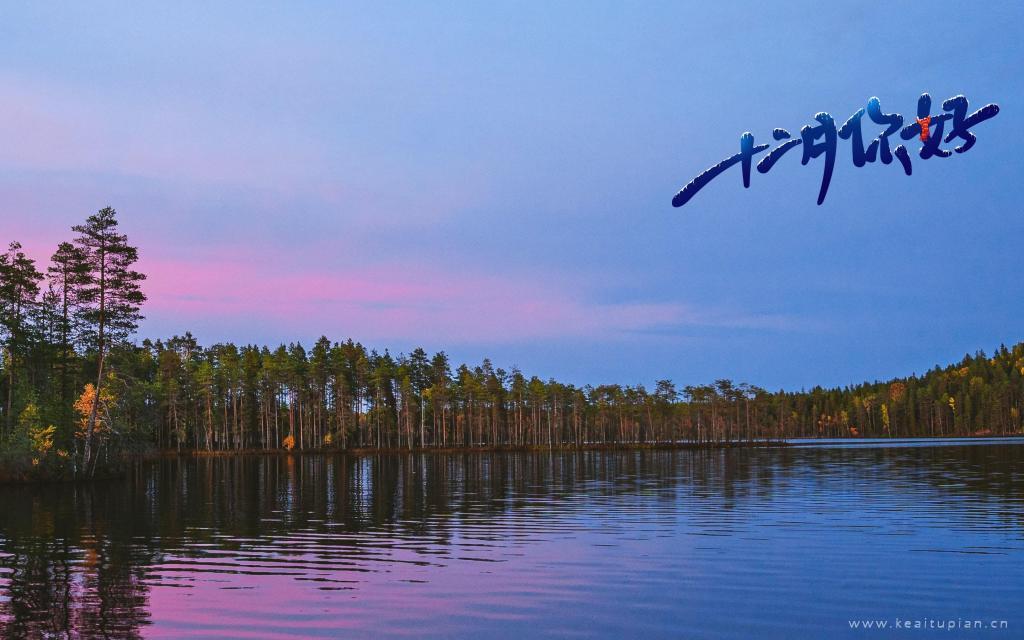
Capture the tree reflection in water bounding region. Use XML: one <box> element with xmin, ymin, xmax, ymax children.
<box><xmin>0</xmin><ymin>442</ymin><xmax>1022</xmax><ymax>638</ymax></box>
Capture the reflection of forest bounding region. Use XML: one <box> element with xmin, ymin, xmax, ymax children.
<box><xmin>1</xmin><ymin>444</ymin><xmax>1021</xmax><ymax>638</ymax></box>
<box><xmin>0</xmin><ymin>488</ymin><xmax>155</xmax><ymax>638</ymax></box>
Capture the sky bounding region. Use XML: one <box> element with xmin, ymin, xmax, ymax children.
<box><xmin>0</xmin><ymin>1</ymin><xmax>1022</xmax><ymax>391</ymax></box>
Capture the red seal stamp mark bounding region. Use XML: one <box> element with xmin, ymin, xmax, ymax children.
<box><xmin>916</xmin><ymin>116</ymin><xmax>931</xmax><ymax>142</ymax></box>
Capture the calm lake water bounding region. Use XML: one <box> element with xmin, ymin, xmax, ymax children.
<box><xmin>1</xmin><ymin>439</ymin><xmax>1022</xmax><ymax>639</ymax></box>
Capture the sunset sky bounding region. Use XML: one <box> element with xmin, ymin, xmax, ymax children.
<box><xmin>1</xmin><ymin>2</ymin><xmax>1022</xmax><ymax>389</ymax></box>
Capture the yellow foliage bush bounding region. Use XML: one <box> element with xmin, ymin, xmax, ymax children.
<box><xmin>282</xmin><ymin>434</ymin><xmax>295</xmax><ymax>451</ymax></box>
<box><xmin>74</xmin><ymin>383</ymin><xmax>116</xmax><ymax>439</ymax></box>
<box><xmin>31</xmin><ymin>425</ymin><xmax>56</xmax><ymax>456</ymax></box>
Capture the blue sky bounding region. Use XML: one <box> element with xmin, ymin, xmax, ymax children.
<box><xmin>0</xmin><ymin>1</ymin><xmax>1021</xmax><ymax>390</ymax></box>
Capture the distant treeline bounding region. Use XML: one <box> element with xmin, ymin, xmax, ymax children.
<box><xmin>1</xmin><ymin>208</ymin><xmax>1022</xmax><ymax>477</ymax></box>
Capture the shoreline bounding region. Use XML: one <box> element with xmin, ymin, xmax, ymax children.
<box><xmin>4</xmin><ymin>434</ymin><xmax>1022</xmax><ymax>485</ymax></box>
<box><xmin>149</xmin><ymin>439</ymin><xmax>791</xmax><ymax>460</ymax></box>
<box><xmin>147</xmin><ymin>432</ymin><xmax>1024</xmax><ymax>460</ymax></box>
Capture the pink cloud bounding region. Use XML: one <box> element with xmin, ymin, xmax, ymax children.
<box><xmin>138</xmin><ymin>250</ymin><xmax>794</xmax><ymax>345</ymax></box>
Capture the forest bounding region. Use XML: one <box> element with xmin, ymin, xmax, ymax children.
<box><xmin>1</xmin><ymin>208</ymin><xmax>1023</xmax><ymax>479</ymax></box>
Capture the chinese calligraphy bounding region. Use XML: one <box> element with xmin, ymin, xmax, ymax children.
<box><xmin>672</xmin><ymin>94</ymin><xmax>1000</xmax><ymax>208</ymax></box>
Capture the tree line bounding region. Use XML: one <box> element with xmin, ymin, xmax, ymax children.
<box><xmin>1</xmin><ymin>207</ymin><xmax>1022</xmax><ymax>477</ymax></box>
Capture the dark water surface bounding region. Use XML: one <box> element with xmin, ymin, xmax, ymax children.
<box><xmin>1</xmin><ymin>439</ymin><xmax>1022</xmax><ymax>638</ymax></box>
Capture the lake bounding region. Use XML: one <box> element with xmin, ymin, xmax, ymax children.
<box><xmin>1</xmin><ymin>439</ymin><xmax>1022</xmax><ymax>638</ymax></box>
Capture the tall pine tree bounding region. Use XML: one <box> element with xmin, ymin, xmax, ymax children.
<box><xmin>0</xmin><ymin>241</ymin><xmax>43</xmax><ymax>436</ymax></box>
<box><xmin>73</xmin><ymin>207</ymin><xmax>146</xmax><ymax>471</ymax></box>
<box><xmin>47</xmin><ymin>241</ymin><xmax>91</xmax><ymax>438</ymax></box>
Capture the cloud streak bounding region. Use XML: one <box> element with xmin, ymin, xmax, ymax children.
<box><xmin>140</xmin><ymin>254</ymin><xmax>789</xmax><ymax>345</ymax></box>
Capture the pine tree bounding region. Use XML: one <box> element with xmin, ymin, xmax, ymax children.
<box><xmin>0</xmin><ymin>241</ymin><xmax>43</xmax><ymax>436</ymax></box>
<box><xmin>47</xmin><ymin>241</ymin><xmax>91</xmax><ymax>438</ymax></box>
<box><xmin>409</xmin><ymin>347</ymin><xmax>430</xmax><ymax>447</ymax></box>
<box><xmin>72</xmin><ymin>207</ymin><xmax>146</xmax><ymax>472</ymax></box>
